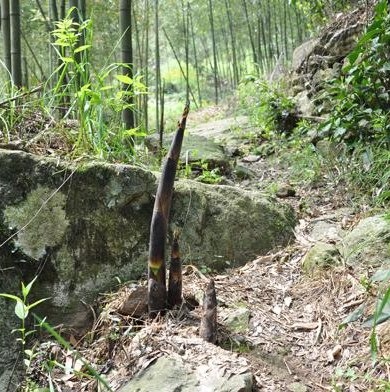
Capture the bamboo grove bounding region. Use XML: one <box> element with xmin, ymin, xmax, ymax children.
<box><xmin>0</xmin><ymin>0</ymin><xmax>309</xmax><ymax>136</ymax></box>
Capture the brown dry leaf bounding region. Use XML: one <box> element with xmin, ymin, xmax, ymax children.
<box><xmin>327</xmin><ymin>344</ymin><xmax>343</xmax><ymax>363</ymax></box>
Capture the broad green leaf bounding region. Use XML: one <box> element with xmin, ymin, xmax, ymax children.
<box><xmin>364</xmin><ymin>287</ymin><xmax>390</xmax><ymax>327</ymax></box>
<box><xmin>334</xmin><ymin>127</ymin><xmax>347</xmax><ymax>138</ymax></box>
<box><xmin>22</xmin><ymin>276</ymin><xmax>38</xmax><ymax>299</ymax></box>
<box><xmin>116</xmin><ymin>74</ymin><xmax>133</xmax><ymax>85</ymax></box>
<box><xmin>123</xmin><ymin>129</ymin><xmax>147</xmax><ymax>137</ymax></box>
<box><xmin>100</xmin><ymin>85</ymin><xmax>114</xmax><ymax>91</ymax></box>
<box><xmin>74</xmin><ymin>44</ymin><xmax>92</xmax><ymax>53</ymax></box>
<box><xmin>15</xmin><ymin>301</ymin><xmax>28</xmax><ymax>320</ymax></box>
<box><xmin>61</xmin><ymin>57</ymin><xmax>74</xmax><ymax>63</ymax></box>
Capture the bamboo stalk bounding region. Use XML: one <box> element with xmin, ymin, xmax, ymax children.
<box><xmin>148</xmin><ymin>103</ymin><xmax>190</xmax><ymax>316</ymax></box>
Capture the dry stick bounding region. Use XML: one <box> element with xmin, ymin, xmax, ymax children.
<box><xmin>167</xmin><ymin>231</ymin><xmax>182</xmax><ymax>308</ymax></box>
<box><xmin>199</xmin><ymin>279</ymin><xmax>217</xmax><ymax>344</ymax></box>
<box><xmin>0</xmin><ymin>84</ymin><xmax>43</xmax><ymax>108</ymax></box>
<box><xmin>148</xmin><ymin>103</ymin><xmax>190</xmax><ymax>316</ymax></box>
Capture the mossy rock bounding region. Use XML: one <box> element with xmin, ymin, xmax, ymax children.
<box><xmin>342</xmin><ymin>215</ymin><xmax>390</xmax><ymax>267</ymax></box>
<box><xmin>0</xmin><ymin>149</ymin><xmax>155</xmax><ymax>332</ymax></box>
<box><xmin>118</xmin><ymin>355</ymin><xmax>253</xmax><ymax>392</ymax></box>
<box><xmin>224</xmin><ymin>306</ymin><xmax>251</xmax><ymax>333</ymax></box>
<box><xmin>302</xmin><ymin>242</ymin><xmax>341</xmax><ymax>273</ymax></box>
<box><xmin>171</xmin><ymin>180</ymin><xmax>296</xmax><ymax>270</ymax></box>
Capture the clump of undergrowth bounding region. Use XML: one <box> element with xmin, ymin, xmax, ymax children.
<box><xmin>0</xmin><ymin>10</ymin><xmax>146</xmax><ymax>163</ymax></box>
<box><xmin>238</xmin><ymin>77</ymin><xmax>297</xmax><ymax>138</ymax></box>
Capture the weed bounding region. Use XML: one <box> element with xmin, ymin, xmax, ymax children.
<box><xmin>238</xmin><ymin>77</ymin><xmax>296</xmax><ymax>137</ymax></box>
<box><xmin>47</xmin><ymin>11</ymin><xmax>146</xmax><ymax>160</ymax></box>
<box><xmin>0</xmin><ymin>276</ymin><xmax>48</xmax><ymax>368</ymax></box>
<box><xmin>196</xmin><ymin>165</ymin><xmax>222</xmax><ymax>184</ymax></box>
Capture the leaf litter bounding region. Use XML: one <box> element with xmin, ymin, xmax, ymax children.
<box><xmin>27</xmin><ymin>229</ymin><xmax>390</xmax><ymax>391</ymax></box>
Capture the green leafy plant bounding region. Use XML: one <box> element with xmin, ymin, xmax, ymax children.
<box><xmin>318</xmin><ymin>0</ymin><xmax>390</xmax><ymax>147</ymax></box>
<box><xmin>180</xmin><ymin>154</ymin><xmax>223</xmax><ymax>184</ymax></box>
<box><xmin>367</xmin><ymin>286</ymin><xmax>390</xmax><ymax>362</ymax></box>
<box><xmin>238</xmin><ymin>78</ymin><xmax>296</xmax><ymax>137</ymax></box>
<box><xmin>48</xmin><ymin>11</ymin><xmax>146</xmax><ymax>160</ymax></box>
<box><xmin>33</xmin><ymin>315</ymin><xmax>113</xmax><ymax>392</ymax></box>
<box><xmin>196</xmin><ymin>163</ymin><xmax>222</xmax><ymax>184</ymax></box>
<box><xmin>0</xmin><ymin>276</ymin><xmax>48</xmax><ymax>367</ymax></box>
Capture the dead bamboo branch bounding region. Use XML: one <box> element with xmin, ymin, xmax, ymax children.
<box><xmin>0</xmin><ymin>84</ymin><xmax>43</xmax><ymax>108</ymax></box>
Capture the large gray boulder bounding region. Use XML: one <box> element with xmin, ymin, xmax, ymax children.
<box><xmin>0</xmin><ymin>148</ymin><xmax>295</xmax><ymax>387</ymax></box>
<box><xmin>118</xmin><ymin>355</ymin><xmax>254</xmax><ymax>392</ymax></box>
<box><xmin>291</xmin><ymin>38</ymin><xmax>319</xmax><ymax>71</ymax></box>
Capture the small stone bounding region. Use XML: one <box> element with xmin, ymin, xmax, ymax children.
<box><xmin>276</xmin><ymin>185</ymin><xmax>296</xmax><ymax>198</ymax></box>
<box><xmin>118</xmin><ymin>286</ymin><xmax>148</xmax><ymax>318</ymax></box>
<box><xmin>272</xmin><ymin>304</ymin><xmax>282</xmax><ymax>316</ymax></box>
<box><xmin>233</xmin><ymin>165</ymin><xmax>256</xmax><ymax>180</ymax></box>
<box><xmin>241</xmin><ymin>154</ymin><xmax>261</xmax><ymax>163</ymax></box>
<box><xmin>302</xmin><ymin>242</ymin><xmax>341</xmax><ymax>273</ymax></box>
<box><xmin>224</xmin><ymin>306</ymin><xmax>251</xmax><ymax>333</ymax></box>
<box><xmin>284</xmin><ymin>297</ymin><xmax>293</xmax><ymax>308</ymax></box>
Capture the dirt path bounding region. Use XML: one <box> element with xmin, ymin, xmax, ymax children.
<box><xmin>182</xmin><ymin>115</ymin><xmax>383</xmax><ymax>390</ymax></box>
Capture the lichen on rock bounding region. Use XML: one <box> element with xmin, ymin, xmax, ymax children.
<box><xmin>4</xmin><ymin>185</ymin><xmax>69</xmax><ymax>260</ymax></box>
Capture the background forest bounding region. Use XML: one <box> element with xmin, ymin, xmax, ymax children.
<box><xmin>0</xmin><ymin>0</ymin><xmax>388</xmax><ymax>203</ymax></box>
<box><xmin>0</xmin><ymin>0</ymin><xmax>351</xmax><ymax>157</ymax></box>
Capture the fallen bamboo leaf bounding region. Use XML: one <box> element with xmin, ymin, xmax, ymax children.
<box><xmin>291</xmin><ymin>322</ymin><xmax>319</xmax><ymax>331</ymax></box>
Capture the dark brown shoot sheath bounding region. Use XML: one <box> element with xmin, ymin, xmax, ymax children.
<box><xmin>199</xmin><ymin>279</ymin><xmax>217</xmax><ymax>344</ymax></box>
<box><xmin>168</xmin><ymin>234</ymin><xmax>182</xmax><ymax>308</ymax></box>
<box><xmin>148</xmin><ymin>103</ymin><xmax>190</xmax><ymax>316</ymax></box>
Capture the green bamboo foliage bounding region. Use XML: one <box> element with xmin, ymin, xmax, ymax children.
<box><xmin>148</xmin><ymin>103</ymin><xmax>190</xmax><ymax>316</ymax></box>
